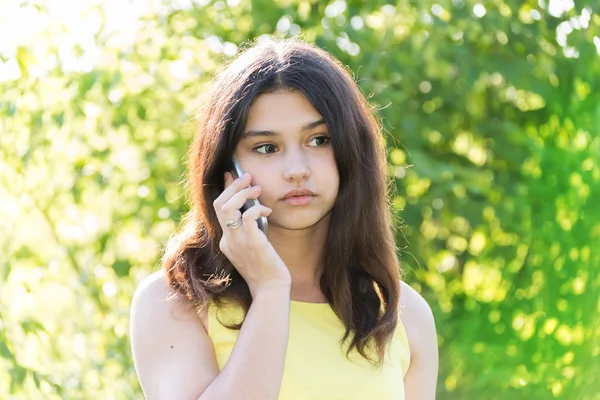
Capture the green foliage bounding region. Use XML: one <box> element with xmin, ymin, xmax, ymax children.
<box><xmin>1</xmin><ymin>0</ymin><xmax>599</xmax><ymax>398</ymax></box>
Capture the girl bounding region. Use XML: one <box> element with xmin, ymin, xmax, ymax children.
<box><xmin>130</xmin><ymin>36</ymin><xmax>438</xmax><ymax>400</ymax></box>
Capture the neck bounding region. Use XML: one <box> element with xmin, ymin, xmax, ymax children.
<box><xmin>267</xmin><ymin>215</ymin><xmax>330</xmax><ymax>302</ymax></box>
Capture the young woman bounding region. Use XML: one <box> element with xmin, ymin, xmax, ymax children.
<box><xmin>130</xmin><ymin>37</ymin><xmax>438</xmax><ymax>400</ymax></box>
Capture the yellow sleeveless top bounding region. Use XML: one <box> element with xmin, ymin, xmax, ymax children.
<box><xmin>207</xmin><ymin>300</ymin><xmax>411</xmax><ymax>399</ymax></box>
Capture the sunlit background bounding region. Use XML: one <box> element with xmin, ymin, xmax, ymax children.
<box><xmin>1</xmin><ymin>0</ymin><xmax>599</xmax><ymax>398</ymax></box>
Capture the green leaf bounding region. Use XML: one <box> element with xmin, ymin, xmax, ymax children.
<box><xmin>111</xmin><ymin>259</ymin><xmax>132</xmax><ymax>277</ymax></box>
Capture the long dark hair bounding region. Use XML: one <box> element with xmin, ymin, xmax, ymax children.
<box><xmin>164</xmin><ymin>36</ymin><xmax>401</xmax><ymax>368</ymax></box>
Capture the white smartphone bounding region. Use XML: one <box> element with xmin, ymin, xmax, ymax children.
<box><xmin>231</xmin><ymin>156</ymin><xmax>268</xmax><ymax>235</ymax></box>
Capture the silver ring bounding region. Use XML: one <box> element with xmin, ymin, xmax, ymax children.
<box><xmin>225</xmin><ymin>218</ymin><xmax>242</xmax><ymax>229</ymax></box>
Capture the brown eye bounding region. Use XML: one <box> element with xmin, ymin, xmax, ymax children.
<box><xmin>308</xmin><ymin>136</ymin><xmax>330</xmax><ymax>147</ymax></box>
<box><xmin>254</xmin><ymin>143</ymin><xmax>278</xmax><ymax>154</ymax></box>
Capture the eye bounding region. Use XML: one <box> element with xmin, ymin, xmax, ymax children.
<box><xmin>308</xmin><ymin>135</ymin><xmax>330</xmax><ymax>147</ymax></box>
<box><xmin>254</xmin><ymin>143</ymin><xmax>278</xmax><ymax>154</ymax></box>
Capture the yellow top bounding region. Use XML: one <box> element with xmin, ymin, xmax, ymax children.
<box><xmin>207</xmin><ymin>299</ymin><xmax>410</xmax><ymax>400</ymax></box>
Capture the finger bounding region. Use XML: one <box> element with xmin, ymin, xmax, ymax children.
<box><xmin>216</xmin><ymin>186</ymin><xmax>262</xmax><ymax>229</ymax></box>
<box><xmin>242</xmin><ymin>205</ymin><xmax>272</xmax><ymax>235</ymax></box>
<box><xmin>220</xmin><ymin>186</ymin><xmax>262</xmax><ymax>216</ymax></box>
<box><xmin>214</xmin><ymin>172</ymin><xmax>252</xmax><ymax>209</ymax></box>
<box><xmin>222</xmin><ymin>215</ymin><xmax>244</xmax><ymax>236</ymax></box>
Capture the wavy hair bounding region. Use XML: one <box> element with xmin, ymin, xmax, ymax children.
<box><xmin>163</xmin><ymin>36</ymin><xmax>401</xmax><ymax>368</ymax></box>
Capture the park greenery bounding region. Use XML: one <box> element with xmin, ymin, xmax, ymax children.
<box><xmin>1</xmin><ymin>0</ymin><xmax>599</xmax><ymax>398</ymax></box>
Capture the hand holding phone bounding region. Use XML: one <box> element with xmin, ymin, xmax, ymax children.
<box><xmin>213</xmin><ymin>158</ymin><xmax>290</xmax><ymax>296</ymax></box>
<box><xmin>231</xmin><ymin>156</ymin><xmax>268</xmax><ymax>235</ymax></box>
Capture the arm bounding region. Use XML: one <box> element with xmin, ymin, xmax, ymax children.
<box><xmin>130</xmin><ymin>270</ymin><xmax>291</xmax><ymax>400</ymax></box>
<box><xmin>400</xmin><ymin>281</ymin><xmax>439</xmax><ymax>400</ymax></box>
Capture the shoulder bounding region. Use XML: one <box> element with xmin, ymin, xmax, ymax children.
<box><xmin>131</xmin><ymin>270</ymin><xmax>169</xmax><ymax>309</ymax></box>
<box><xmin>399</xmin><ymin>281</ymin><xmax>435</xmax><ymax>331</ymax></box>
<box><xmin>399</xmin><ymin>280</ymin><xmax>439</xmax><ymax>398</ymax></box>
<box><xmin>131</xmin><ymin>270</ymin><xmax>177</xmax><ymax>327</ymax></box>
<box><xmin>130</xmin><ymin>270</ymin><xmax>169</xmax><ymax>332</ymax></box>
<box><xmin>130</xmin><ymin>270</ymin><xmax>218</xmax><ymax>398</ymax></box>
<box><xmin>130</xmin><ymin>270</ymin><xmax>207</xmax><ymax>333</ymax></box>
<box><xmin>399</xmin><ymin>280</ymin><xmax>437</xmax><ymax>355</ymax></box>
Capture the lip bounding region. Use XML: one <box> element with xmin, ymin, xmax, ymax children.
<box><xmin>283</xmin><ymin>195</ymin><xmax>314</xmax><ymax>206</ymax></box>
<box><xmin>281</xmin><ymin>188</ymin><xmax>316</xmax><ymax>200</ymax></box>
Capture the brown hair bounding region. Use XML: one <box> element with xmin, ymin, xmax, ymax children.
<box><xmin>163</xmin><ymin>36</ymin><xmax>401</xmax><ymax>368</ymax></box>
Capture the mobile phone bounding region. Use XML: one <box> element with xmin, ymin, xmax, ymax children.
<box><xmin>231</xmin><ymin>156</ymin><xmax>268</xmax><ymax>235</ymax></box>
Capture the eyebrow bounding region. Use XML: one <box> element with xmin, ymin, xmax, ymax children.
<box><xmin>241</xmin><ymin>119</ymin><xmax>327</xmax><ymax>139</ymax></box>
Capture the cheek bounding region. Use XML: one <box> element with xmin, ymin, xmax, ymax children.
<box><xmin>324</xmin><ymin>154</ymin><xmax>339</xmax><ymax>186</ymax></box>
<box><xmin>250</xmin><ymin>168</ymin><xmax>278</xmax><ymax>199</ymax></box>
<box><xmin>251</xmin><ymin>175</ymin><xmax>270</xmax><ymax>191</ymax></box>
<box><xmin>245</xmin><ymin>162</ymin><xmax>271</xmax><ymax>184</ymax></box>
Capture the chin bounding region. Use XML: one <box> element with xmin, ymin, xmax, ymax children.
<box><xmin>270</xmin><ymin>219</ymin><xmax>319</xmax><ymax>231</ymax></box>
<box><xmin>269</xmin><ymin>211</ymin><xmax>332</xmax><ymax>231</ymax></box>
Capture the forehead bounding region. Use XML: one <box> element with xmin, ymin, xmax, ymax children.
<box><xmin>244</xmin><ymin>90</ymin><xmax>325</xmax><ymax>132</ymax></box>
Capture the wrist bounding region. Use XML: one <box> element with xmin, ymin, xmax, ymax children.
<box><xmin>251</xmin><ymin>284</ymin><xmax>291</xmax><ymax>301</ymax></box>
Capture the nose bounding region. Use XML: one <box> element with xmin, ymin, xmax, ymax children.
<box><xmin>282</xmin><ymin>148</ymin><xmax>311</xmax><ymax>182</ymax></box>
